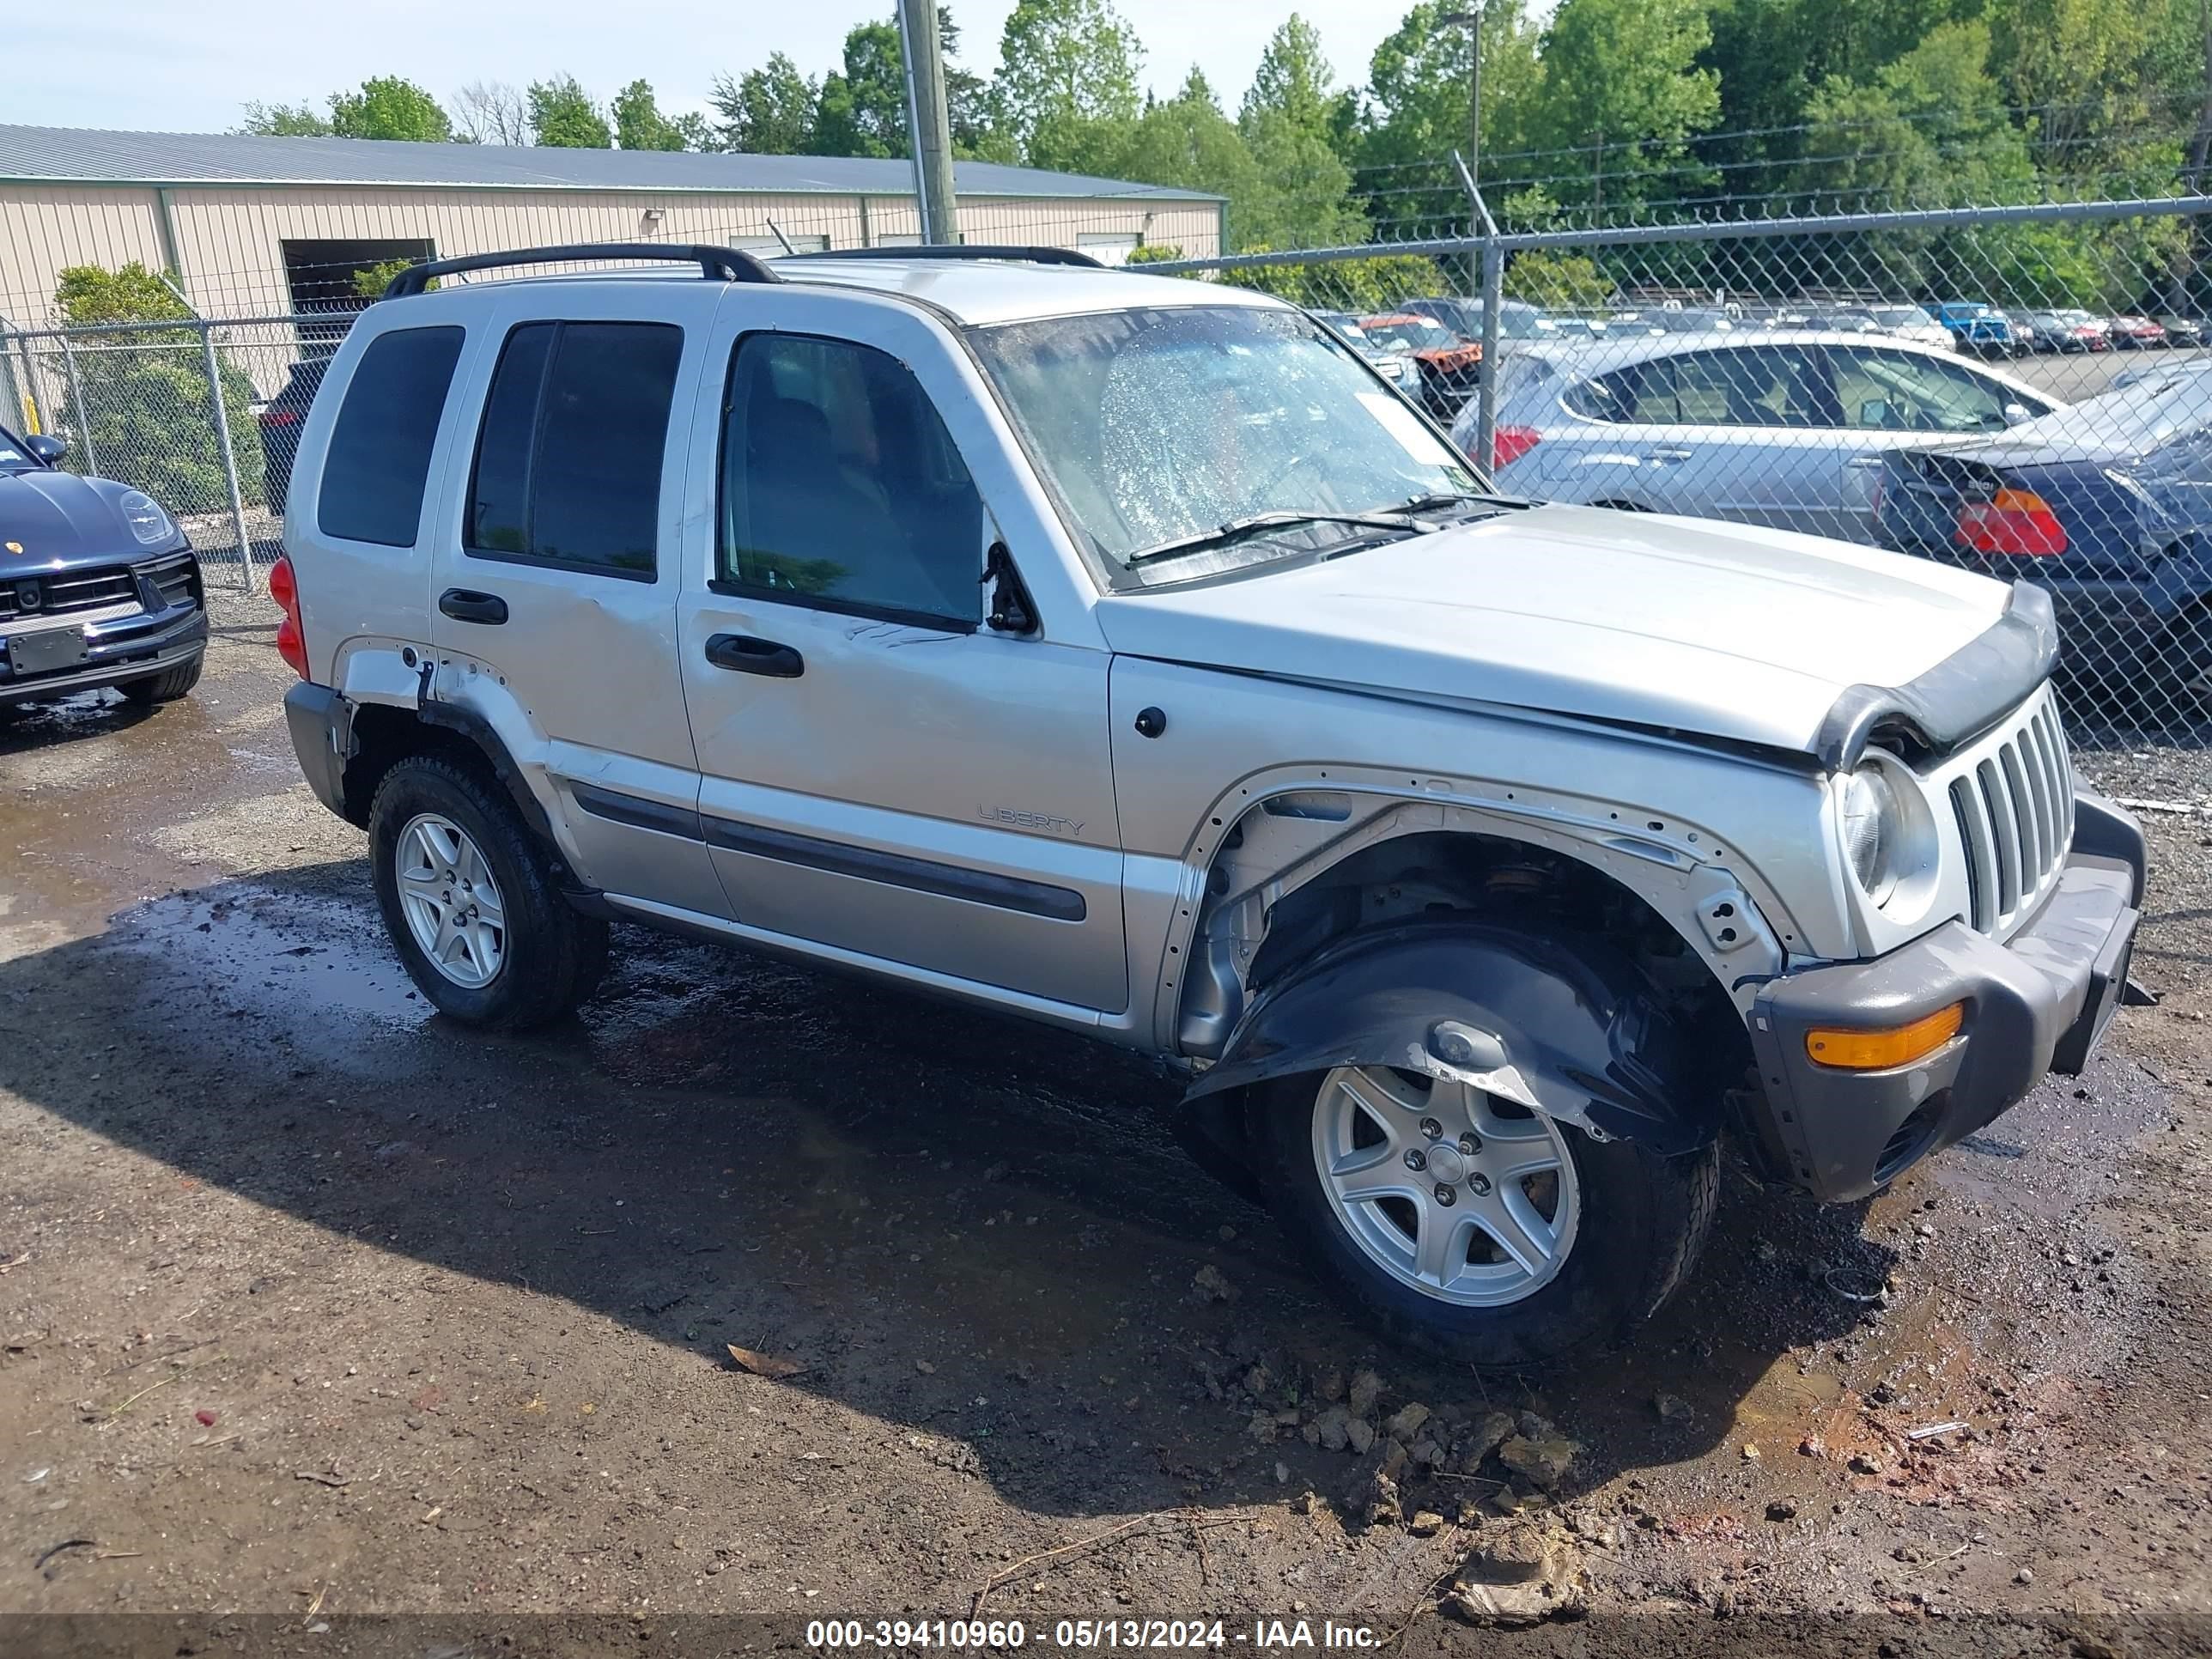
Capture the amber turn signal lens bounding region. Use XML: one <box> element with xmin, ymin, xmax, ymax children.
<box><xmin>1804</xmin><ymin>1001</ymin><xmax>1966</xmax><ymax>1070</ymax></box>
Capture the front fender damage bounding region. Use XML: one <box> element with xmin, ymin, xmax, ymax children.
<box><xmin>1180</xmin><ymin>921</ymin><xmax>1717</xmax><ymax>1158</ymax></box>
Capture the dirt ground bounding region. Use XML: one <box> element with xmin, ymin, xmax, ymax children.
<box><xmin>2</xmin><ymin>586</ymin><xmax>2208</xmax><ymax>1657</ymax></box>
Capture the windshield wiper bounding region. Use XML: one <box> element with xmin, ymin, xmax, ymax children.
<box><xmin>1398</xmin><ymin>491</ymin><xmax>1511</xmax><ymax>516</ymax></box>
<box><xmin>1125</xmin><ymin>510</ymin><xmax>1420</xmax><ymax>568</ymax></box>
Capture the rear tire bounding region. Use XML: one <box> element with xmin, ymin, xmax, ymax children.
<box><xmin>1252</xmin><ymin>1066</ymin><xmax>1717</xmax><ymax>1367</ymax></box>
<box><xmin>120</xmin><ymin>655</ymin><xmax>202</xmax><ymax>706</ymax></box>
<box><xmin>368</xmin><ymin>753</ymin><xmax>608</xmax><ymax>1030</ymax></box>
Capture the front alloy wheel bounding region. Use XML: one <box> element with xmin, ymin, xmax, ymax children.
<box><xmin>1255</xmin><ymin>1059</ymin><xmax>1717</xmax><ymax>1366</ymax></box>
<box><xmin>1313</xmin><ymin>1066</ymin><xmax>1580</xmax><ymax>1306</ymax></box>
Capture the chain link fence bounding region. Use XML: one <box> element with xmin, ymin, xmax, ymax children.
<box><xmin>1144</xmin><ymin>194</ymin><xmax>2212</xmax><ymax>747</ymax></box>
<box><xmin>7</xmin><ymin>192</ymin><xmax>2212</xmax><ymax>743</ymax></box>
<box><xmin>1</xmin><ymin>310</ymin><xmax>352</xmax><ymax>586</ymax></box>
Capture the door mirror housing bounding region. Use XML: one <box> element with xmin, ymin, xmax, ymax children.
<box><xmin>2003</xmin><ymin>402</ymin><xmax>2032</xmax><ymax>427</ymax></box>
<box><xmin>24</xmin><ymin>434</ymin><xmax>66</xmax><ymax>465</ymax></box>
<box><xmin>983</xmin><ymin>540</ymin><xmax>1036</xmax><ymax>635</ymax></box>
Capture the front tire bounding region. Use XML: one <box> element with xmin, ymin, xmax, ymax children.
<box><xmin>369</xmin><ymin>754</ymin><xmax>608</xmax><ymax>1030</ymax></box>
<box><xmin>1253</xmin><ymin>1066</ymin><xmax>1717</xmax><ymax>1367</ymax></box>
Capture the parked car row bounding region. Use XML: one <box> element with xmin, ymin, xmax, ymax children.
<box><xmin>1360</xmin><ymin>290</ymin><xmax>2211</xmax><ymax>371</ymax></box>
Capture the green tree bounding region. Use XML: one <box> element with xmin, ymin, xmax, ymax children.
<box><xmin>1237</xmin><ymin>15</ymin><xmax>1366</xmax><ymax>249</ymax></box>
<box><xmin>805</xmin><ymin>9</ymin><xmax>1001</xmax><ymax>160</ymax></box>
<box><xmin>1219</xmin><ymin>250</ymin><xmax>1449</xmax><ymax>309</ymax></box>
<box><xmin>53</xmin><ymin>263</ymin><xmax>190</xmax><ymax>325</ymax></box>
<box><xmin>1353</xmin><ymin>3</ymin><xmax>1544</xmax><ymax>231</ymax></box>
<box><xmin>239</xmin><ymin>101</ymin><xmax>332</xmax><ymax>137</ymax></box>
<box><xmin>1504</xmin><ymin>249</ymin><xmax>1614</xmax><ymax>307</ymax></box>
<box><xmin>1698</xmin><ymin>0</ymin><xmax>1978</xmax><ymax>172</ymax></box>
<box><xmin>1990</xmin><ymin>0</ymin><xmax>2185</xmax><ymax>167</ymax></box>
<box><xmin>1793</xmin><ymin>22</ymin><xmax>2034</xmax><ymax>209</ymax></box>
<box><xmin>612</xmin><ymin>80</ymin><xmax>692</xmax><ymax>150</ymax></box>
<box><xmin>812</xmin><ymin>19</ymin><xmax>909</xmax><ymax>157</ymax></box>
<box><xmin>351</xmin><ymin>257</ymin><xmax>434</xmax><ymax>297</ymax></box>
<box><xmin>1114</xmin><ymin>69</ymin><xmax>1262</xmax><ymax>218</ymax></box>
<box><xmin>329</xmin><ymin>76</ymin><xmax>453</xmax><ymax>142</ymax></box>
<box><xmin>52</xmin><ymin>264</ymin><xmax>267</xmax><ymax>511</ymax></box>
<box><xmin>529</xmin><ymin>76</ymin><xmax>613</xmax><ymax>148</ymax></box>
<box><xmin>1530</xmin><ymin>0</ymin><xmax>1721</xmax><ymax>210</ymax></box>
<box><xmin>711</xmin><ymin>53</ymin><xmax>819</xmax><ymax>154</ymax></box>
<box><xmin>990</xmin><ymin>0</ymin><xmax>1144</xmax><ymax>172</ymax></box>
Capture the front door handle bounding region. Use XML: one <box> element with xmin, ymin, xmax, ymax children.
<box><xmin>1644</xmin><ymin>447</ymin><xmax>1694</xmax><ymax>462</ymax></box>
<box><xmin>438</xmin><ymin>587</ymin><xmax>508</xmax><ymax>625</ymax></box>
<box><xmin>705</xmin><ymin>633</ymin><xmax>804</xmax><ymax>678</ymax></box>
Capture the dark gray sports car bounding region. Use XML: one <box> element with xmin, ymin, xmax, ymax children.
<box><xmin>0</xmin><ymin>422</ymin><xmax>205</xmax><ymax>708</ymax></box>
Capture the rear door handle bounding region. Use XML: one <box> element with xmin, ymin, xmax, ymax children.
<box><xmin>705</xmin><ymin>633</ymin><xmax>804</xmax><ymax>678</ymax></box>
<box><xmin>438</xmin><ymin>587</ymin><xmax>508</xmax><ymax>625</ymax></box>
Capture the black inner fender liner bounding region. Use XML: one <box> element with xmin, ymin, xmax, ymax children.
<box><xmin>1182</xmin><ymin>919</ymin><xmax>1717</xmax><ymax>1157</ymax></box>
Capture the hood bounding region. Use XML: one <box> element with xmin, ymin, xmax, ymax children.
<box><xmin>0</xmin><ymin>469</ymin><xmax>161</xmax><ymax>569</ymax></box>
<box><xmin>1093</xmin><ymin>504</ymin><xmax>2014</xmax><ymax>759</ymax></box>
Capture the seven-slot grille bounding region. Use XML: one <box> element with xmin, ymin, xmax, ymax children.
<box><xmin>1948</xmin><ymin>691</ymin><xmax>2075</xmax><ymax>936</ymax></box>
<box><xmin>0</xmin><ymin>563</ymin><xmax>140</xmax><ymax>621</ymax></box>
<box><xmin>141</xmin><ymin>550</ymin><xmax>198</xmax><ymax>611</ymax></box>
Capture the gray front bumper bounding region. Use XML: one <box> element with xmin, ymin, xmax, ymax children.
<box><xmin>1747</xmin><ymin>793</ymin><xmax>2144</xmax><ymax>1202</ymax></box>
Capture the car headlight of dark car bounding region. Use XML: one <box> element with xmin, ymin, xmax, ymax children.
<box><xmin>119</xmin><ymin>490</ymin><xmax>174</xmax><ymax>545</ymax></box>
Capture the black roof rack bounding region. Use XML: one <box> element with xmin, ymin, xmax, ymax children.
<box><xmin>382</xmin><ymin>242</ymin><xmax>782</xmax><ymax>300</ymax></box>
<box><xmin>778</xmin><ymin>244</ymin><xmax>1106</xmax><ymax>270</ymax></box>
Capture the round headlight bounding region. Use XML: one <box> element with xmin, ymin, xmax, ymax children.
<box><xmin>1838</xmin><ymin>763</ymin><xmax>1903</xmax><ymax>900</ymax></box>
<box><xmin>119</xmin><ymin>491</ymin><xmax>173</xmax><ymax>546</ymax></box>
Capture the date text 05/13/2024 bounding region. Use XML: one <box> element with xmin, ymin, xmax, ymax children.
<box><xmin>803</xmin><ymin>1620</ymin><xmax>1383</xmax><ymax>1650</ymax></box>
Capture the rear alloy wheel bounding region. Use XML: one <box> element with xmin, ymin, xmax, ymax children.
<box><xmin>1256</xmin><ymin>1063</ymin><xmax>1717</xmax><ymax>1366</ymax></box>
<box><xmin>369</xmin><ymin>754</ymin><xmax>608</xmax><ymax>1029</ymax></box>
<box><xmin>393</xmin><ymin>811</ymin><xmax>507</xmax><ymax>989</ymax></box>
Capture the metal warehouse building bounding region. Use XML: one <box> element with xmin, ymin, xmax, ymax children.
<box><xmin>0</xmin><ymin>125</ymin><xmax>1225</xmax><ymax>323</ymax></box>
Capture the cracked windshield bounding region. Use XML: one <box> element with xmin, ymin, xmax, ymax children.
<box><xmin>971</xmin><ymin>305</ymin><xmax>1480</xmax><ymax>576</ymax></box>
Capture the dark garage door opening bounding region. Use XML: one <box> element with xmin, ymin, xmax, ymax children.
<box><xmin>280</xmin><ymin>238</ymin><xmax>436</xmax><ymax>313</ymax></box>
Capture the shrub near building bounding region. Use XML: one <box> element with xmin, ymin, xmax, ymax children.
<box><xmin>51</xmin><ymin>263</ymin><xmax>269</xmax><ymax>514</ymax></box>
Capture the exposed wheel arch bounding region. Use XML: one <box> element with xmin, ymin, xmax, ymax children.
<box><xmin>1186</xmin><ymin>916</ymin><xmax>1726</xmax><ymax>1157</ymax></box>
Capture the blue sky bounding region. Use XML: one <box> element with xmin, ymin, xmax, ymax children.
<box><xmin>10</xmin><ymin>1</ymin><xmax>1414</xmax><ymax>136</ymax></box>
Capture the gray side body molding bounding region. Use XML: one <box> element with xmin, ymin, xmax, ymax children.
<box><xmin>1814</xmin><ymin>580</ymin><xmax>2059</xmax><ymax>770</ymax></box>
<box><xmin>1182</xmin><ymin>921</ymin><xmax>1716</xmax><ymax>1157</ymax></box>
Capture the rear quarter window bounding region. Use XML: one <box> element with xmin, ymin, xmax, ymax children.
<box><xmin>316</xmin><ymin>325</ymin><xmax>465</xmax><ymax>547</ymax></box>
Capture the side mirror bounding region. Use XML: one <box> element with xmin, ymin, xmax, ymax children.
<box><xmin>2003</xmin><ymin>403</ymin><xmax>2032</xmax><ymax>427</ymax></box>
<box><xmin>24</xmin><ymin>434</ymin><xmax>66</xmax><ymax>465</ymax></box>
<box><xmin>982</xmin><ymin>540</ymin><xmax>1036</xmax><ymax>635</ymax></box>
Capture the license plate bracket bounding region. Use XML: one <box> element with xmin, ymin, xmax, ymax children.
<box><xmin>8</xmin><ymin>625</ymin><xmax>88</xmax><ymax>678</ymax></box>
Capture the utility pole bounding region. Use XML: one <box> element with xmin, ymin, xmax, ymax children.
<box><xmin>897</xmin><ymin>0</ymin><xmax>960</xmax><ymax>246</ymax></box>
<box><xmin>1442</xmin><ymin>8</ymin><xmax>1483</xmax><ymax>190</ymax></box>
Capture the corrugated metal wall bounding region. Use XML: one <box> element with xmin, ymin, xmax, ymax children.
<box><xmin>0</xmin><ymin>182</ymin><xmax>1224</xmax><ymax>321</ymax></box>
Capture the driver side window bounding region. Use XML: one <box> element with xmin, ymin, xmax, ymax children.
<box><xmin>1831</xmin><ymin>347</ymin><xmax>2008</xmax><ymax>432</ymax></box>
<box><xmin>717</xmin><ymin>333</ymin><xmax>985</xmax><ymax>627</ymax></box>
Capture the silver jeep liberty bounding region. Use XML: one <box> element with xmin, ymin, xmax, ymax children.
<box><xmin>277</xmin><ymin>243</ymin><xmax>2146</xmax><ymax>1364</ymax></box>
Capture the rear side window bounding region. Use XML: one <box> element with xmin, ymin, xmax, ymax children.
<box><xmin>316</xmin><ymin>325</ymin><xmax>464</xmax><ymax>546</ymax></box>
<box><xmin>466</xmin><ymin>320</ymin><xmax>683</xmax><ymax>580</ymax></box>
